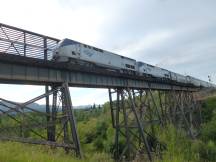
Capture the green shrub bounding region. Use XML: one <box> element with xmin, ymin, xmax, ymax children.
<box><xmin>202</xmin><ymin>97</ymin><xmax>216</xmax><ymax>122</ymax></box>
<box><xmin>96</xmin><ymin>121</ymin><xmax>108</xmax><ymax>139</ymax></box>
<box><xmin>93</xmin><ymin>136</ymin><xmax>105</xmax><ymax>150</ymax></box>
<box><xmin>193</xmin><ymin>140</ymin><xmax>216</xmax><ymax>162</ymax></box>
<box><xmin>201</xmin><ymin>119</ymin><xmax>216</xmax><ymax>143</ymax></box>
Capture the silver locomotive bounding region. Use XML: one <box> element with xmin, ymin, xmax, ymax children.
<box><xmin>53</xmin><ymin>38</ymin><xmax>213</xmax><ymax>88</ymax></box>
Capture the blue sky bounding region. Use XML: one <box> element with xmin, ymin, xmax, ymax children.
<box><xmin>0</xmin><ymin>0</ymin><xmax>215</xmax><ymax>106</ymax></box>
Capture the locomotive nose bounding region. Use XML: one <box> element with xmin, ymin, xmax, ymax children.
<box><xmin>52</xmin><ymin>48</ymin><xmax>59</xmax><ymax>60</ymax></box>
<box><xmin>53</xmin><ymin>48</ymin><xmax>59</xmax><ymax>55</ymax></box>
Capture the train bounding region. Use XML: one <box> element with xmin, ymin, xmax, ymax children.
<box><xmin>53</xmin><ymin>38</ymin><xmax>215</xmax><ymax>88</ymax></box>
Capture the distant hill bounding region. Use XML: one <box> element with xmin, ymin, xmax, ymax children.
<box><xmin>0</xmin><ymin>101</ymin><xmax>93</xmax><ymax>114</ymax></box>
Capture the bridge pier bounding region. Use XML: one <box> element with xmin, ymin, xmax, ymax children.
<box><xmin>165</xmin><ymin>90</ymin><xmax>202</xmax><ymax>138</ymax></box>
<box><xmin>0</xmin><ymin>82</ymin><xmax>82</xmax><ymax>158</ymax></box>
<box><xmin>109</xmin><ymin>88</ymin><xmax>202</xmax><ymax>161</ymax></box>
<box><xmin>109</xmin><ymin>88</ymin><xmax>162</xmax><ymax>161</ymax></box>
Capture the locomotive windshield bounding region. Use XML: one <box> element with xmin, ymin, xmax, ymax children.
<box><xmin>57</xmin><ymin>38</ymin><xmax>78</xmax><ymax>48</ymax></box>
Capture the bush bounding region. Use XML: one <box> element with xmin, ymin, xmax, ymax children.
<box><xmin>201</xmin><ymin>119</ymin><xmax>216</xmax><ymax>143</ymax></box>
<box><xmin>96</xmin><ymin>121</ymin><xmax>109</xmax><ymax>139</ymax></box>
<box><xmin>93</xmin><ymin>137</ymin><xmax>105</xmax><ymax>150</ymax></box>
<box><xmin>202</xmin><ymin>97</ymin><xmax>216</xmax><ymax>122</ymax></box>
<box><xmin>156</xmin><ymin>125</ymin><xmax>197</xmax><ymax>162</ymax></box>
<box><xmin>193</xmin><ymin>140</ymin><xmax>216</xmax><ymax>162</ymax></box>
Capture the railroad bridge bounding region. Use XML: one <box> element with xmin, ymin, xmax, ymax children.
<box><xmin>0</xmin><ymin>23</ymin><xmax>210</xmax><ymax>161</ymax></box>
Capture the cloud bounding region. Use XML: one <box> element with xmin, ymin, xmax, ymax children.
<box><xmin>0</xmin><ymin>0</ymin><xmax>107</xmax><ymax>44</ymax></box>
<box><xmin>0</xmin><ymin>0</ymin><xmax>216</xmax><ymax>105</ymax></box>
<box><xmin>115</xmin><ymin>30</ymin><xmax>174</xmax><ymax>58</ymax></box>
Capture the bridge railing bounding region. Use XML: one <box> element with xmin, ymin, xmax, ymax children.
<box><xmin>0</xmin><ymin>23</ymin><xmax>59</xmax><ymax>60</ymax></box>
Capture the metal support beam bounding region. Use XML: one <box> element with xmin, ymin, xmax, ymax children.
<box><xmin>109</xmin><ymin>88</ymin><xmax>202</xmax><ymax>161</ymax></box>
<box><xmin>62</xmin><ymin>82</ymin><xmax>82</xmax><ymax>157</ymax></box>
<box><xmin>109</xmin><ymin>88</ymin><xmax>156</xmax><ymax>161</ymax></box>
<box><xmin>45</xmin><ymin>85</ymin><xmax>51</xmax><ymax>141</ymax></box>
<box><xmin>0</xmin><ymin>82</ymin><xmax>82</xmax><ymax>158</ymax></box>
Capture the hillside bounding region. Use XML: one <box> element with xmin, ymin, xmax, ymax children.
<box><xmin>0</xmin><ymin>96</ymin><xmax>216</xmax><ymax>162</ymax></box>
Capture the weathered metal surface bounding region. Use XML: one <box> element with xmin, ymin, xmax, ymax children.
<box><xmin>0</xmin><ymin>54</ymin><xmax>199</xmax><ymax>91</ymax></box>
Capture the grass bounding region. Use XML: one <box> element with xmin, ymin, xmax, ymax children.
<box><xmin>0</xmin><ymin>141</ymin><xmax>113</xmax><ymax>162</ymax></box>
<box><xmin>155</xmin><ymin>125</ymin><xmax>200</xmax><ymax>162</ymax></box>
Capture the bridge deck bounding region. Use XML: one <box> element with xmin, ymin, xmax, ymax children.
<box><xmin>0</xmin><ymin>53</ymin><xmax>198</xmax><ymax>91</ymax></box>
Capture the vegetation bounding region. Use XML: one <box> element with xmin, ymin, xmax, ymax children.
<box><xmin>153</xmin><ymin>96</ymin><xmax>216</xmax><ymax>162</ymax></box>
<box><xmin>0</xmin><ymin>141</ymin><xmax>112</xmax><ymax>162</ymax></box>
<box><xmin>0</xmin><ymin>96</ymin><xmax>216</xmax><ymax>162</ymax></box>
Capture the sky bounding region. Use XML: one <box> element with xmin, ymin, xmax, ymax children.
<box><xmin>0</xmin><ymin>0</ymin><xmax>215</xmax><ymax>106</ymax></box>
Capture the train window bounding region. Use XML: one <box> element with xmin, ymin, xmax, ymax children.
<box><xmin>98</xmin><ymin>49</ymin><xmax>103</xmax><ymax>52</ymax></box>
<box><xmin>125</xmin><ymin>64</ymin><xmax>135</xmax><ymax>69</ymax></box>
<box><xmin>84</xmin><ymin>44</ymin><xmax>87</xmax><ymax>48</ymax></box>
<box><xmin>147</xmin><ymin>64</ymin><xmax>155</xmax><ymax>68</ymax></box>
<box><xmin>126</xmin><ymin>64</ymin><xmax>130</xmax><ymax>68</ymax></box>
<box><xmin>92</xmin><ymin>47</ymin><xmax>104</xmax><ymax>53</ymax></box>
<box><xmin>93</xmin><ymin>47</ymin><xmax>98</xmax><ymax>51</ymax></box>
<box><xmin>72</xmin><ymin>51</ymin><xmax>76</xmax><ymax>55</ymax></box>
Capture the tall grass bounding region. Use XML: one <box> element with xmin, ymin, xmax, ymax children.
<box><xmin>0</xmin><ymin>141</ymin><xmax>113</xmax><ymax>162</ymax></box>
<box><xmin>155</xmin><ymin>125</ymin><xmax>200</xmax><ymax>162</ymax></box>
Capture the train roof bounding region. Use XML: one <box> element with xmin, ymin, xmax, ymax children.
<box><xmin>57</xmin><ymin>38</ymin><xmax>77</xmax><ymax>47</ymax></box>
